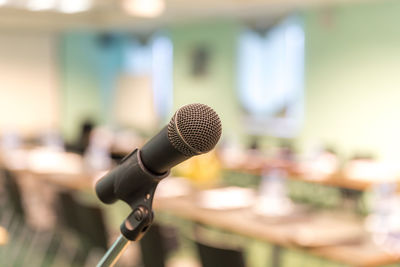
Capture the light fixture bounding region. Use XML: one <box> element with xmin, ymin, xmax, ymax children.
<box><xmin>58</xmin><ymin>0</ymin><xmax>92</xmax><ymax>13</ymax></box>
<box><xmin>122</xmin><ymin>0</ymin><xmax>165</xmax><ymax>18</ymax></box>
<box><xmin>0</xmin><ymin>0</ymin><xmax>8</xmax><ymax>6</ymax></box>
<box><xmin>27</xmin><ymin>0</ymin><xmax>57</xmax><ymax>11</ymax></box>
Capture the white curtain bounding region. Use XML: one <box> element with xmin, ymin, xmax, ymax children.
<box><xmin>238</xmin><ymin>16</ymin><xmax>305</xmax><ymax>137</ymax></box>
<box><xmin>0</xmin><ymin>32</ymin><xmax>59</xmax><ymax>136</ymax></box>
<box><xmin>113</xmin><ymin>34</ymin><xmax>173</xmax><ymax>132</ymax></box>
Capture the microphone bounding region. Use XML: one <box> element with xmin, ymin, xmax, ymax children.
<box><xmin>141</xmin><ymin>103</ymin><xmax>222</xmax><ymax>174</ymax></box>
<box><xmin>95</xmin><ymin>103</ymin><xmax>222</xmax><ymax>206</ymax></box>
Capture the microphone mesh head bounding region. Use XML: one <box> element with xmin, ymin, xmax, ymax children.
<box><xmin>167</xmin><ymin>103</ymin><xmax>222</xmax><ymax>157</ymax></box>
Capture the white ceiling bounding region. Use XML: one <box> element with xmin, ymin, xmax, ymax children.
<box><xmin>0</xmin><ymin>0</ymin><xmax>377</xmax><ymax>31</ymax></box>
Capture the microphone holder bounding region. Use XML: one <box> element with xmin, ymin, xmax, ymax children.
<box><xmin>96</xmin><ymin>208</ymin><xmax>152</xmax><ymax>267</ymax></box>
<box><xmin>96</xmin><ymin>149</ymin><xmax>169</xmax><ymax>267</ymax></box>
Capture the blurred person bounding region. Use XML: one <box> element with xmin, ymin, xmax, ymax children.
<box><xmin>218</xmin><ymin>135</ymin><xmax>246</xmax><ymax>168</ymax></box>
<box><xmin>40</xmin><ymin>128</ymin><xmax>64</xmax><ymax>151</ymax></box>
<box><xmin>110</xmin><ymin>129</ymin><xmax>143</xmax><ymax>161</ymax></box>
<box><xmin>173</xmin><ymin>149</ymin><xmax>222</xmax><ymax>189</ymax></box>
<box><xmin>276</xmin><ymin>140</ymin><xmax>295</xmax><ymax>162</ymax></box>
<box><xmin>253</xmin><ymin>168</ymin><xmax>293</xmax><ymax>217</ymax></box>
<box><xmin>84</xmin><ymin>126</ymin><xmax>114</xmax><ymax>172</ymax></box>
<box><xmin>242</xmin><ymin>136</ymin><xmax>267</xmax><ymax>171</ymax></box>
<box><xmin>297</xmin><ymin>145</ymin><xmax>339</xmax><ymax>180</ymax></box>
<box><xmin>74</xmin><ymin>119</ymin><xmax>95</xmax><ymax>154</ymax></box>
<box><xmin>248</xmin><ymin>136</ymin><xmax>261</xmax><ymax>152</ymax></box>
<box><xmin>0</xmin><ymin>129</ymin><xmax>21</xmax><ymax>152</ymax></box>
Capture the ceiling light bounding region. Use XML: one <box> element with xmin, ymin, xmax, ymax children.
<box><xmin>27</xmin><ymin>0</ymin><xmax>57</xmax><ymax>11</ymax></box>
<box><xmin>0</xmin><ymin>0</ymin><xmax>8</xmax><ymax>6</ymax></box>
<box><xmin>58</xmin><ymin>0</ymin><xmax>92</xmax><ymax>13</ymax></box>
<box><xmin>122</xmin><ymin>0</ymin><xmax>165</xmax><ymax>18</ymax></box>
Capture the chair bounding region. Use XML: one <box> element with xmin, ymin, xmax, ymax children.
<box><xmin>57</xmin><ymin>191</ymin><xmax>108</xmax><ymax>250</ymax></box>
<box><xmin>0</xmin><ymin>169</ymin><xmax>25</xmax><ymax>219</ymax></box>
<box><xmin>139</xmin><ymin>223</ymin><xmax>167</xmax><ymax>267</ymax></box>
<box><xmin>139</xmin><ymin>222</ymin><xmax>180</xmax><ymax>267</ymax></box>
<box><xmin>57</xmin><ymin>191</ymin><xmax>108</xmax><ymax>265</ymax></box>
<box><xmin>195</xmin><ymin>240</ymin><xmax>246</xmax><ymax>267</ymax></box>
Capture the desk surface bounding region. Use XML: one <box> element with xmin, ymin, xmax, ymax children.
<box><xmin>0</xmin><ymin>148</ymin><xmax>102</xmax><ymax>190</ymax></box>
<box><xmin>0</xmin><ymin>227</ymin><xmax>8</xmax><ymax>246</ymax></box>
<box><xmin>154</xmin><ymin>195</ymin><xmax>400</xmax><ymax>267</ymax></box>
<box><xmin>13</xmin><ymin>169</ymin><xmax>95</xmax><ymax>191</ymax></box>
<box><xmin>2</xmin><ymin>149</ymin><xmax>399</xmax><ymax>266</ymax></box>
<box><xmin>229</xmin><ymin>162</ymin><xmax>389</xmax><ymax>191</ymax></box>
<box><xmin>1</xmin><ymin>147</ymin><xmax>392</xmax><ymax>191</ymax></box>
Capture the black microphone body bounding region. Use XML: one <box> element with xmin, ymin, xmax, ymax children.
<box><xmin>95</xmin><ymin>127</ymin><xmax>188</xmax><ymax>205</ymax></box>
<box><xmin>95</xmin><ymin>103</ymin><xmax>222</xmax><ymax>207</ymax></box>
<box><xmin>95</xmin><ymin>148</ymin><xmax>168</xmax><ymax>205</ymax></box>
<box><xmin>140</xmin><ymin>126</ymin><xmax>189</xmax><ymax>175</ymax></box>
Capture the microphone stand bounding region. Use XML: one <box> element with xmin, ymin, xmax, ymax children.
<box><xmin>96</xmin><ymin>235</ymin><xmax>130</xmax><ymax>267</ymax></box>
<box><xmin>96</xmin><ymin>149</ymin><xmax>168</xmax><ymax>267</ymax></box>
<box><xmin>96</xmin><ymin>200</ymin><xmax>155</xmax><ymax>267</ymax></box>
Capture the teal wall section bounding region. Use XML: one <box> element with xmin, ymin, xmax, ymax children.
<box><xmin>169</xmin><ymin>0</ymin><xmax>400</xmax><ymax>160</ymax></box>
<box><xmin>300</xmin><ymin>0</ymin><xmax>400</xmax><ymax>160</ymax></box>
<box><xmin>61</xmin><ymin>32</ymin><xmax>122</xmax><ymax>142</ymax></box>
<box><xmin>60</xmin><ymin>24</ymin><xmax>243</xmax><ymax>144</ymax></box>
<box><xmin>169</xmin><ymin>20</ymin><xmax>243</xmax><ymax>142</ymax></box>
<box><xmin>60</xmin><ymin>0</ymin><xmax>400</xmax><ymax>160</ymax></box>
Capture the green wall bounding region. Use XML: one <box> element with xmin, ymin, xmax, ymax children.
<box><xmin>169</xmin><ymin>0</ymin><xmax>400</xmax><ymax>161</ymax></box>
<box><xmin>300</xmin><ymin>0</ymin><xmax>400</xmax><ymax>161</ymax></box>
<box><xmin>60</xmin><ymin>25</ymin><xmax>243</xmax><ymax>145</ymax></box>
<box><xmin>169</xmin><ymin>20</ymin><xmax>243</xmax><ymax>141</ymax></box>
<box><xmin>61</xmin><ymin>33</ymin><xmax>122</xmax><ymax>142</ymax></box>
<box><xmin>60</xmin><ymin>0</ymin><xmax>400</xmax><ymax>161</ymax></box>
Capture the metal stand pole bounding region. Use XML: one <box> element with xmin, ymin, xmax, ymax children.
<box><xmin>96</xmin><ymin>234</ymin><xmax>131</xmax><ymax>267</ymax></box>
<box><xmin>96</xmin><ymin>149</ymin><xmax>160</xmax><ymax>267</ymax></box>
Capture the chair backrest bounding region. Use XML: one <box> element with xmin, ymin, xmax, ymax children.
<box><xmin>139</xmin><ymin>223</ymin><xmax>167</xmax><ymax>267</ymax></box>
<box><xmin>1</xmin><ymin>169</ymin><xmax>25</xmax><ymax>218</ymax></box>
<box><xmin>195</xmin><ymin>241</ymin><xmax>246</xmax><ymax>267</ymax></box>
<box><xmin>57</xmin><ymin>191</ymin><xmax>108</xmax><ymax>250</ymax></box>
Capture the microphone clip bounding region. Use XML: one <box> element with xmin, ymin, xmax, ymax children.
<box><xmin>121</xmin><ymin>205</ymin><xmax>154</xmax><ymax>241</ymax></box>
<box><xmin>95</xmin><ymin>149</ymin><xmax>170</xmax><ymax>241</ymax></box>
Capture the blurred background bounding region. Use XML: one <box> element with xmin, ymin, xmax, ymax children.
<box><xmin>1</xmin><ymin>0</ymin><xmax>400</xmax><ymax>266</ymax></box>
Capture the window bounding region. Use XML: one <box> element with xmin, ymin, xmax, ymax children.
<box><xmin>115</xmin><ymin>33</ymin><xmax>173</xmax><ymax>131</ymax></box>
<box><xmin>151</xmin><ymin>35</ymin><xmax>173</xmax><ymax>120</ymax></box>
<box><xmin>238</xmin><ymin>15</ymin><xmax>304</xmax><ymax>138</ymax></box>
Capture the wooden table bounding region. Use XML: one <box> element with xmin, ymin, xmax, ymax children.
<box><xmin>228</xmin><ymin>160</ymin><xmax>393</xmax><ymax>191</ymax></box>
<box><xmin>2</xmin><ymin>149</ymin><xmax>399</xmax><ymax>266</ymax></box>
<box><xmin>154</xmin><ymin>194</ymin><xmax>400</xmax><ymax>267</ymax></box>
<box><xmin>313</xmin><ymin>242</ymin><xmax>400</xmax><ymax>267</ymax></box>
<box><xmin>0</xmin><ymin>148</ymin><xmax>102</xmax><ymax>191</ymax></box>
<box><xmin>0</xmin><ymin>226</ymin><xmax>8</xmax><ymax>245</ymax></box>
<box><xmin>0</xmin><ymin>149</ymin><xmax>102</xmax><ymax>230</ymax></box>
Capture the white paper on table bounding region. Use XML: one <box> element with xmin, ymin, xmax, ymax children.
<box><xmin>196</xmin><ymin>186</ymin><xmax>256</xmax><ymax>210</ymax></box>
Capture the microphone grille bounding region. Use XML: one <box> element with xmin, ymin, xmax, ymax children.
<box><xmin>167</xmin><ymin>103</ymin><xmax>222</xmax><ymax>157</ymax></box>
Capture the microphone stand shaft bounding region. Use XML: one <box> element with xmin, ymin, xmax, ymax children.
<box><xmin>97</xmin><ymin>234</ymin><xmax>131</xmax><ymax>267</ymax></box>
